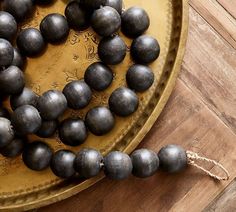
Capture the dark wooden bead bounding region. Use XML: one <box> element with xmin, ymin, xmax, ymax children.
<box><xmin>105</xmin><ymin>0</ymin><xmax>123</xmax><ymax>14</ymax></box>
<box><xmin>2</xmin><ymin>0</ymin><xmax>35</xmax><ymax>22</ymax></box>
<box><xmin>0</xmin><ymin>107</ymin><xmax>10</xmax><ymax>119</ymax></box>
<box><xmin>84</xmin><ymin>62</ymin><xmax>113</xmax><ymax>91</ymax></box>
<box><xmin>17</xmin><ymin>28</ymin><xmax>45</xmax><ymax>57</ymax></box>
<box><xmin>59</xmin><ymin>118</ymin><xmax>87</xmax><ymax>146</ymax></box>
<box><xmin>40</xmin><ymin>13</ymin><xmax>70</xmax><ymax>43</ymax></box>
<box><xmin>74</xmin><ymin>148</ymin><xmax>103</xmax><ymax>178</ymax></box>
<box><xmin>0</xmin><ymin>66</ymin><xmax>25</xmax><ymax>95</ymax></box>
<box><xmin>10</xmin><ymin>87</ymin><xmax>38</xmax><ymax>110</ymax></box>
<box><xmin>0</xmin><ymin>38</ymin><xmax>14</xmax><ymax>67</ymax></box>
<box><xmin>131</xmin><ymin>35</ymin><xmax>160</xmax><ymax>64</ymax></box>
<box><xmin>50</xmin><ymin>150</ymin><xmax>76</xmax><ymax>178</ymax></box>
<box><xmin>109</xmin><ymin>87</ymin><xmax>139</xmax><ymax>117</ymax></box>
<box><xmin>36</xmin><ymin>119</ymin><xmax>58</xmax><ymax>138</ymax></box>
<box><xmin>22</xmin><ymin>141</ymin><xmax>53</xmax><ymax>171</ymax></box>
<box><xmin>0</xmin><ymin>118</ymin><xmax>14</xmax><ymax>148</ymax></box>
<box><xmin>11</xmin><ymin>105</ymin><xmax>42</xmax><ymax>135</ymax></box>
<box><xmin>11</xmin><ymin>48</ymin><xmax>26</xmax><ymax>70</ymax></box>
<box><xmin>37</xmin><ymin>90</ymin><xmax>67</xmax><ymax>120</ymax></box>
<box><xmin>98</xmin><ymin>36</ymin><xmax>126</xmax><ymax>65</ymax></box>
<box><xmin>80</xmin><ymin>0</ymin><xmax>105</xmax><ymax>9</ymax></box>
<box><xmin>158</xmin><ymin>144</ymin><xmax>187</xmax><ymax>173</ymax></box>
<box><xmin>34</xmin><ymin>0</ymin><xmax>55</xmax><ymax>5</ymax></box>
<box><xmin>85</xmin><ymin>106</ymin><xmax>115</xmax><ymax>136</ymax></box>
<box><xmin>0</xmin><ymin>11</ymin><xmax>17</xmax><ymax>41</ymax></box>
<box><xmin>91</xmin><ymin>6</ymin><xmax>121</xmax><ymax>37</ymax></box>
<box><xmin>63</xmin><ymin>81</ymin><xmax>92</xmax><ymax>110</ymax></box>
<box><xmin>0</xmin><ymin>137</ymin><xmax>25</xmax><ymax>158</ymax></box>
<box><xmin>121</xmin><ymin>7</ymin><xmax>150</xmax><ymax>38</ymax></box>
<box><xmin>104</xmin><ymin>151</ymin><xmax>132</xmax><ymax>180</ymax></box>
<box><xmin>126</xmin><ymin>64</ymin><xmax>154</xmax><ymax>92</ymax></box>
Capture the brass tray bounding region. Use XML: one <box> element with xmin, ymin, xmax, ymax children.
<box><xmin>0</xmin><ymin>0</ymin><xmax>188</xmax><ymax>211</ymax></box>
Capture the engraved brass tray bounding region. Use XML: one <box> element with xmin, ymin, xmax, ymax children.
<box><xmin>0</xmin><ymin>0</ymin><xmax>188</xmax><ymax>210</ymax></box>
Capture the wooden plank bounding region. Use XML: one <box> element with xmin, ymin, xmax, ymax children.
<box><xmin>217</xmin><ymin>0</ymin><xmax>236</xmax><ymax>19</ymax></box>
<box><xmin>204</xmin><ymin>179</ymin><xmax>236</xmax><ymax>212</ymax></box>
<box><xmin>189</xmin><ymin>0</ymin><xmax>236</xmax><ymax>49</ymax></box>
<box><xmin>180</xmin><ymin>7</ymin><xmax>236</xmax><ymax>135</ymax></box>
<box><xmin>40</xmin><ymin>80</ymin><xmax>236</xmax><ymax>212</ymax></box>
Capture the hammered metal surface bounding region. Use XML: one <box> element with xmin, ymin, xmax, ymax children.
<box><xmin>0</xmin><ymin>0</ymin><xmax>188</xmax><ymax>210</ymax></box>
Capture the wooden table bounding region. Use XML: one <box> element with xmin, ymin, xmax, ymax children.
<box><xmin>40</xmin><ymin>1</ymin><xmax>236</xmax><ymax>211</ymax></box>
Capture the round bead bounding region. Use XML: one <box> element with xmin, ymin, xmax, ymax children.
<box><xmin>59</xmin><ymin>118</ymin><xmax>87</xmax><ymax>146</ymax></box>
<box><xmin>131</xmin><ymin>35</ymin><xmax>160</xmax><ymax>64</ymax></box>
<box><xmin>158</xmin><ymin>144</ymin><xmax>187</xmax><ymax>173</ymax></box>
<box><xmin>40</xmin><ymin>13</ymin><xmax>70</xmax><ymax>43</ymax></box>
<box><xmin>0</xmin><ymin>38</ymin><xmax>14</xmax><ymax>67</ymax></box>
<box><xmin>37</xmin><ymin>90</ymin><xmax>67</xmax><ymax>120</ymax></box>
<box><xmin>74</xmin><ymin>148</ymin><xmax>103</xmax><ymax>178</ymax></box>
<box><xmin>109</xmin><ymin>87</ymin><xmax>139</xmax><ymax>117</ymax></box>
<box><xmin>84</xmin><ymin>62</ymin><xmax>113</xmax><ymax>91</ymax></box>
<box><xmin>63</xmin><ymin>81</ymin><xmax>92</xmax><ymax>110</ymax></box>
<box><xmin>126</xmin><ymin>64</ymin><xmax>154</xmax><ymax>92</ymax></box>
<box><xmin>91</xmin><ymin>6</ymin><xmax>121</xmax><ymax>37</ymax></box>
<box><xmin>36</xmin><ymin>119</ymin><xmax>58</xmax><ymax>138</ymax></box>
<box><xmin>0</xmin><ymin>66</ymin><xmax>25</xmax><ymax>95</ymax></box>
<box><xmin>22</xmin><ymin>141</ymin><xmax>53</xmax><ymax>171</ymax></box>
<box><xmin>65</xmin><ymin>1</ymin><xmax>91</xmax><ymax>30</ymax></box>
<box><xmin>105</xmin><ymin>0</ymin><xmax>123</xmax><ymax>14</ymax></box>
<box><xmin>11</xmin><ymin>48</ymin><xmax>26</xmax><ymax>69</ymax></box>
<box><xmin>0</xmin><ymin>118</ymin><xmax>14</xmax><ymax>148</ymax></box>
<box><xmin>17</xmin><ymin>28</ymin><xmax>45</xmax><ymax>57</ymax></box>
<box><xmin>104</xmin><ymin>151</ymin><xmax>132</xmax><ymax>180</ymax></box>
<box><xmin>2</xmin><ymin>0</ymin><xmax>35</xmax><ymax>22</ymax></box>
<box><xmin>0</xmin><ymin>11</ymin><xmax>17</xmax><ymax>41</ymax></box>
<box><xmin>121</xmin><ymin>7</ymin><xmax>150</xmax><ymax>38</ymax></box>
<box><xmin>0</xmin><ymin>137</ymin><xmax>25</xmax><ymax>158</ymax></box>
<box><xmin>35</xmin><ymin>0</ymin><xmax>55</xmax><ymax>5</ymax></box>
<box><xmin>50</xmin><ymin>150</ymin><xmax>76</xmax><ymax>179</ymax></box>
<box><xmin>85</xmin><ymin>106</ymin><xmax>115</xmax><ymax>136</ymax></box>
<box><xmin>0</xmin><ymin>107</ymin><xmax>10</xmax><ymax>119</ymax></box>
<box><xmin>80</xmin><ymin>0</ymin><xmax>105</xmax><ymax>9</ymax></box>
<box><xmin>131</xmin><ymin>149</ymin><xmax>159</xmax><ymax>178</ymax></box>
<box><xmin>98</xmin><ymin>36</ymin><xmax>126</xmax><ymax>65</ymax></box>
<box><xmin>10</xmin><ymin>87</ymin><xmax>38</xmax><ymax>110</ymax></box>
<box><xmin>11</xmin><ymin>105</ymin><xmax>42</xmax><ymax>135</ymax></box>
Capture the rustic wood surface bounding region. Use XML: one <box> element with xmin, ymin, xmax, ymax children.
<box><xmin>39</xmin><ymin>1</ymin><xmax>236</xmax><ymax>212</ymax></box>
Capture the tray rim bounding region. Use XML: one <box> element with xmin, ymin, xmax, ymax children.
<box><xmin>0</xmin><ymin>0</ymin><xmax>189</xmax><ymax>210</ymax></box>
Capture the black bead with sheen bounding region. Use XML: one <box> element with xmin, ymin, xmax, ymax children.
<box><xmin>0</xmin><ymin>118</ymin><xmax>14</xmax><ymax>148</ymax></box>
<box><xmin>84</xmin><ymin>62</ymin><xmax>113</xmax><ymax>91</ymax></box>
<box><xmin>17</xmin><ymin>28</ymin><xmax>46</xmax><ymax>57</ymax></box>
<box><xmin>158</xmin><ymin>144</ymin><xmax>187</xmax><ymax>173</ymax></box>
<box><xmin>91</xmin><ymin>6</ymin><xmax>121</xmax><ymax>37</ymax></box>
<box><xmin>109</xmin><ymin>87</ymin><xmax>139</xmax><ymax>117</ymax></box>
<box><xmin>0</xmin><ymin>66</ymin><xmax>25</xmax><ymax>95</ymax></box>
<box><xmin>121</xmin><ymin>7</ymin><xmax>150</xmax><ymax>38</ymax></box>
<box><xmin>40</xmin><ymin>13</ymin><xmax>70</xmax><ymax>43</ymax></box>
<box><xmin>59</xmin><ymin>118</ymin><xmax>87</xmax><ymax>146</ymax></box>
<box><xmin>10</xmin><ymin>87</ymin><xmax>38</xmax><ymax>110</ymax></box>
<box><xmin>98</xmin><ymin>36</ymin><xmax>126</xmax><ymax>65</ymax></box>
<box><xmin>80</xmin><ymin>0</ymin><xmax>106</xmax><ymax>9</ymax></box>
<box><xmin>104</xmin><ymin>151</ymin><xmax>133</xmax><ymax>180</ymax></box>
<box><xmin>85</xmin><ymin>106</ymin><xmax>115</xmax><ymax>136</ymax></box>
<box><xmin>36</xmin><ymin>119</ymin><xmax>58</xmax><ymax>138</ymax></box>
<box><xmin>2</xmin><ymin>0</ymin><xmax>35</xmax><ymax>22</ymax></box>
<box><xmin>37</xmin><ymin>90</ymin><xmax>67</xmax><ymax>120</ymax></box>
<box><xmin>0</xmin><ymin>11</ymin><xmax>17</xmax><ymax>41</ymax></box>
<box><xmin>0</xmin><ymin>137</ymin><xmax>25</xmax><ymax>158</ymax></box>
<box><xmin>0</xmin><ymin>38</ymin><xmax>14</xmax><ymax>67</ymax></box>
<box><xmin>50</xmin><ymin>150</ymin><xmax>76</xmax><ymax>179</ymax></box>
<box><xmin>22</xmin><ymin>141</ymin><xmax>53</xmax><ymax>171</ymax></box>
<box><xmin>63</xmin><ymin>81</ymin><xmax>92</xmax><ymax>110</ymax></box>
<box><xmin>105</xmin><ymin>0</ymin><xmax>123</xmax><ymax>14</ymax></box>
<box><xmin>131</xmin><ymin>35</ymin><xmax>160</xmax><ymax>64</ymax></box>
<box><xmin>74</xmin><ymin>148</ymin><xmax>103</xmax><ymax>178</ymax></box>
<box><xmin>11</xmin><ymin>105</ymin><xmax>42</xmax><ymax>135</ymax></box>
<box><xmin>126</xmin><ymin>64</ymin><xmax>154</xmax><ymax>92</ymax></box>
<box><xmin>11</xmin><ymin>48</ymin><xmax>26</xmax><ymax>69</ymax></box>
<box><xmin>131</xmin><ymin>149</ymin><xmax>159</xmax><ymax>178</ymax></box>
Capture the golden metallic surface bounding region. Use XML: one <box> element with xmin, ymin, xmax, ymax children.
<box><xmin>0</xmin><ymin>0</ymin><xmax>188</xmax><ymax>210</ymax></box>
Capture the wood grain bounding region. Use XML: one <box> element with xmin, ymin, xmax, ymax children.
<box><xmin>217</xmin><ymin>0</ymin><xmax>236</xmax><ymax>18</ymax></box>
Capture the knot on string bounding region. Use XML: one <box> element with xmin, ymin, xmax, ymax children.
<box><xmin>186</xmin><ymin>151</ymin><xmax>230</xmax><ymax>181</ymax></box>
